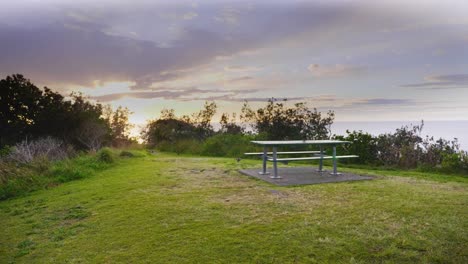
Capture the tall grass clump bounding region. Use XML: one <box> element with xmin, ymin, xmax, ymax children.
<box><xmin>0</xmin><ymin>139</ymin><xmax>122</xmax><ymax>200</ymax></box>
<box><xmin>0</xmin><ymin>161</ymin><xmax>42</xmax><ymax>200</ymax></box>
<box><xmin>119</xmin><ymin>150</ymin><xmax>147</xmax><ymax>158</ymax></box>
<box><xmin>96</xmin><ymin>148</ymin><xmax>115</xmax><ymax>163</ymax></box>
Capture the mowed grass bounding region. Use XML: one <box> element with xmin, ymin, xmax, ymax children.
<box><xmin>1</xmin><ymin>153</ymin><xmax>467</xmax><ymax>263</ymax></box>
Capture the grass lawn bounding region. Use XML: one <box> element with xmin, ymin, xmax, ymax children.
<box><xmin>1</xmin><ymin>153</ymin><xmax>467</xmax><ymax>263</ymax></box>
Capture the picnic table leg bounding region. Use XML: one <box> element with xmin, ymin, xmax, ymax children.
<box><xmin>271</xmin><ymin>146</ymin><xmax>281</xmax><ymax>179</ymax></box>
<box><xmin>259</xmin><ymin>146</ymin><xmax>270</xmax><ymax>175</ymax></box>
<box><xmin>331</xmin><ymin>145</ymin><xmax>341</xmax><ymax>175</ymax></box>
<box><xmin>318</xmin><ymin>145</ymin><xmax>324</xmax><ymax>172</ymax></box>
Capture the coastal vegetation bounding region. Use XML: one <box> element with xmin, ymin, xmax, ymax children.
<box><xmin>1</xmin><ymin>74</ymin><xmax>467</xmax><ymax>200</ymax></box>
<box><xmin>0</xmin><ymin>74</ymin><xmax>467</xmax><ymax>263</ymax></box>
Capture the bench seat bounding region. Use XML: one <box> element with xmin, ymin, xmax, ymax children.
<box><xmin>267</xmin><ymin>155</ymin><xmax>358</xmax><ymax>162</ymax></box>
<box><xmin>244</xmin><ymin>151</ymin><xmax>320</xmax><ymax>155</ymax></box>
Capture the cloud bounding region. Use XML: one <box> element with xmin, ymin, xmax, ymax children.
<box><xmin>214</xmin><ymin>6</ymin><xmax>241</xmax><ymax>26</ymax></box>
<box><xmin>402</xmin><ymin>74</ymin><xmax>468</xmax><ymax>89</ymax></box>
<box><xmin>0</xmin><ymin>0</ymin><xmax>466</xmax><ymax>96</ymax></box>
<box><xmin>202</xmin><ymin>96</ymin><xmax>307</xmax><ymax>102</ymax></box>
<box><xmin>0</xmin><ymin>1</ymin><xmax>369</xmax><ymax>90</ymax></box>
<box><xmin>193</xmin><ymin>94</ymin><xmax>338</xmax><ymax>103</ymax></box>
<box><xmin>307</xmin><ymin>64</ymin><xmax>365</xmax><ymax>77</ymax></box>
<box><xmin>353</xmin><ymin>98</ymin><xmax>413</xmax><ymax>105</ymax></box>
<box><xmin>183</xmin><ymin>11</ymin><xmax>198</xmax><ymax>20</ymax></box>
<box><xmin>91</xmin><ymin>86</ymin><xmax>261</xmax><ymax>102</ymax></box>
<box><xmin>223</xmin><ymin>65</ymin><xmax>263</xmax><ymax>73</ymax></box>
<box><xmin>227</xmin><ymin>76</ymin><xmax>254</xmax><ymax>83</ymax></box>
<box><xmin>0</xmin><ymin>24</ymin><xmax>256</xmax><ymax>90</ymax></box>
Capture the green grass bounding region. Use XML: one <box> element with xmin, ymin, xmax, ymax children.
<box><xmin>1</xmin><ymin>153</ymin><xmax>467</xmax><ymax>263</ymax></box>
<box><xmin>0</xmin><ymin>148</ymin><xmax>147</xmax><ymax>200</ymax></box>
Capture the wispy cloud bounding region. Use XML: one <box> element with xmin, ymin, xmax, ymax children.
<box><xmin>214</xmin><ymin>6</ymin><xmax>241</xmax><ymax>26</ymax></box>
<box><xmin>223</xmin><ymin>65</ymin><xmax>263</xmax><ymax>73</ymax></box>
<box><xmin>227</xmin><ymin>76</ymin><xmax>254</xmax><ymax>83</ymax></box>
<box><xmin>352</xmin><ymin>98</ymin><xmax>413</xmax><ymax>106</ymax></box>
<box><xmin>402</xmin><ymin>74</ymin><xmax>468</xmax><ymax>89</ymax></box>
<box><xmin>307</xmin><ymin>64</ymin><xmax>365</xmax><ymax>78</ymax></box>
<box><xmin>0</xmin><ymin>24</ymin><xmax>256</xmax><ymax>89</ymax></box>
<box><xmin>183</xmin><ymin>11</ymin><xmax>198</xmax><ymax>20</ymax></box>
<box><xmin>91</xmin><ymin>87</ymin><xmax>261</xmax><ymax>102</ymax></box>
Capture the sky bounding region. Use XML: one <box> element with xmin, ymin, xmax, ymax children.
<box><xmin>1</xmin><ymin>0</ymin><xmax>467</xmax><ymax>129</ymax></box>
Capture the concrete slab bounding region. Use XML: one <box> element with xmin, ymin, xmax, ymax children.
<box><xmin>239</xmin><ymin>167</ymin><xmax>374</xmax><ymax>186</ymax></box>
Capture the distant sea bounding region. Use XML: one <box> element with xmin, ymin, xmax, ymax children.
<box><xmin>332</xmin><ymin>121</ymin><xmax>468</xmax><ymax>151</ymax></box>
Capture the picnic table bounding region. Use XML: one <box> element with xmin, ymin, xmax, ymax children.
<box><xmin>246</xmin><ymin>140</ymin><xmax>357</xmax><ymax>179</ymax></box>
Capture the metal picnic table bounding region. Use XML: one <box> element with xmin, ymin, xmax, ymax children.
<box><xmin>249</xmin><ymin>140</ymin><xmax>357</xmax><ymax>179</ymax></box>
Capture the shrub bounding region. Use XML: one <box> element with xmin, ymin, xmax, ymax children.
<box><xmin>30</xmin><ymin>156</ymin><xmax>52</xmax><ymax>174</ymax></box>
<box><xmin>0</xmin><ymin>146</ymin><xmax>12</xmax><ymax>157</ymax></box>
<box><xmin>334</xmin><ymin>130</ymin><xmax>378</xmax><ymax>164</ymax></box>
<box><xmin>173</xmin><ymin>139</ymin><xmax>203</xmax><ymax>155</ymax></box>
<box><xmin>7</xmin><ymin>137</ymin><xmax>73</xmax><ymax>164</ymax></box>
<box><xmin>155</xmin><ymin>139</ymin><xmax>203</xmax><ymax>155</ymax></box>
<box><xmin>201</xmin><ymin>134</ymin><xmax>257</xmax><ymax>157</ymax></box>
<box><xmin>439</xmin><ymin>152</ymin><xmax>468</xmax><ymax>174</ymax></box>
<box><xmin>96</xmin><ymin>148</ymin><xmax>114</xmax><ymax>163</ymax></box>
<box><xmin>120</xmin><ymin>150</ymin><xmax>135</xmax><ymax>157</ymax></box>
<box><xmin>332</xmin><ymin>122</ymin><xmax>466</xmax><ymax>172</ymax></box>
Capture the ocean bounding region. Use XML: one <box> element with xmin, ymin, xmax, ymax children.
<box><xmin>331</xmin><ymin>121</ymin><xmax>468</xmax><ymax>151</ymax></box>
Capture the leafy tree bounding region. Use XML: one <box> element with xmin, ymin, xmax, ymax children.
<box><xmin>142</xmin><ymin>102</ymin><xmax>218</xmax><ymax>147</ymax></box>
<box><xmin>219</xmin><ymin>113</ymin><xmax>243</xmax><ymax>134</ymax></box>
<box><xmin>159</xmin><ymin>108</ymin><xmax>176</xmax><ymax>120</ymax></box>
<box><xmin>191</xmin><ymin>101</ymin><xmax>217</xmax><ymax>140</ymax></box>
<box><xmin>0</xmin><ymin>74</ymin><xmax>133</xmax><ymax>150</ymax></box>
<box><xmin>103</xmin><ymin>106</ymin><xmax>134</xmax><ymax>147</ymax></box>
<box><xmin>240</xmin><ymin>98</ymin><xmax>334</xmax><ymax>140</ymax></box>
<box><xmin>142</xmin><ymin>116</ymin><xmax>196</xmax><ymax>148</ymax></box>
<box><xmin>0</xmin><ymin>74</ymin><xmax>43</xmax><ymax>145</ymax></box>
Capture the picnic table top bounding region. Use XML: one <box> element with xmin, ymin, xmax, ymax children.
<box><xmin>251</xmin><ymin>140</ymin><xmax>351</xmax><ymax>145</ymax></box>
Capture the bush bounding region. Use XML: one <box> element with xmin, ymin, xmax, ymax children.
<box><xmin>173</xmin><ymin>139</ymin><xmax>203</xmax><ymax>155</ymax></box>
<box><xmin>30</xmin><ymin>156</ymin><xmax>52</xmax><ymax>174</ymax></box>
<box><xmin>96</xmin><ymin>148</ymin><xmax>114</xmax><ymax>163</ymax></box>
<box><xmin>120</xmin><ymin>150</ymin><xmax>135</xmax><ymax>157</ymax></box>
<box><xmin>0</xmin><ymin>146</ymin><xmax>12</xmax><ymax>157</ymax></box>
<box><xmin>439</xmin><ymin>152</ymin><xmax>468</xmax><ymax>174</ymax></box>
<box><xmin>7</xmin><ymin>137</ymin><xmax>73</xmax><ymax>164</ymax></box>
<box><xmin>155</xmin><ymin>139</ymin><xmax>203</xmax><ymax>155</ymax></box>
<box><xmin>201</xmin><ymin>134</ymin><xmax>256</xmax><ymax>157</ymax></box>
<box><xmin>334</xmin><ymin>130</ymin><xmax>378</xmax><ymax>164</ymax></box>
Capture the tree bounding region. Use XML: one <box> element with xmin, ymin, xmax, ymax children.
<box><xmin>75</xmin><ymin>120</ymin><xmax>109</xmax><ymax>152</ymax></box>
<box><xmin>240</xmin><ymin>98</ymin><xmax>334</xmax><ymax>140</ymax></box>
<box><xmin>0</xmin><ymin>74</ymin><xmax>114</xmax><ymax>150</ymax></box>
<box><xmin>191</xmin><ymin>101</ymin><xmax>217</xmax><ymax>140</ymax></box>
<box><xmin>219</xmin><ymin>113</ymin><xmax>243</xmax><ymax>134</ymax></box>
<box><xmin>142</xmin><ymin>101</ymin><xmax>217</xmax><ymax>147</ymax></box>
<box><xmin>142</xmin><ymin>116</ymin><xmax>196</xmax><ymax>147</ymax></box>
<box><xmin>103</xmin><ymin>106</ymin><xmax>134</xmax><ymax>147</ymax></box>
<box><xmin>0</xmin><ymin>74</ymin><xmax>43</xmax><ymax>146</ymax></box>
